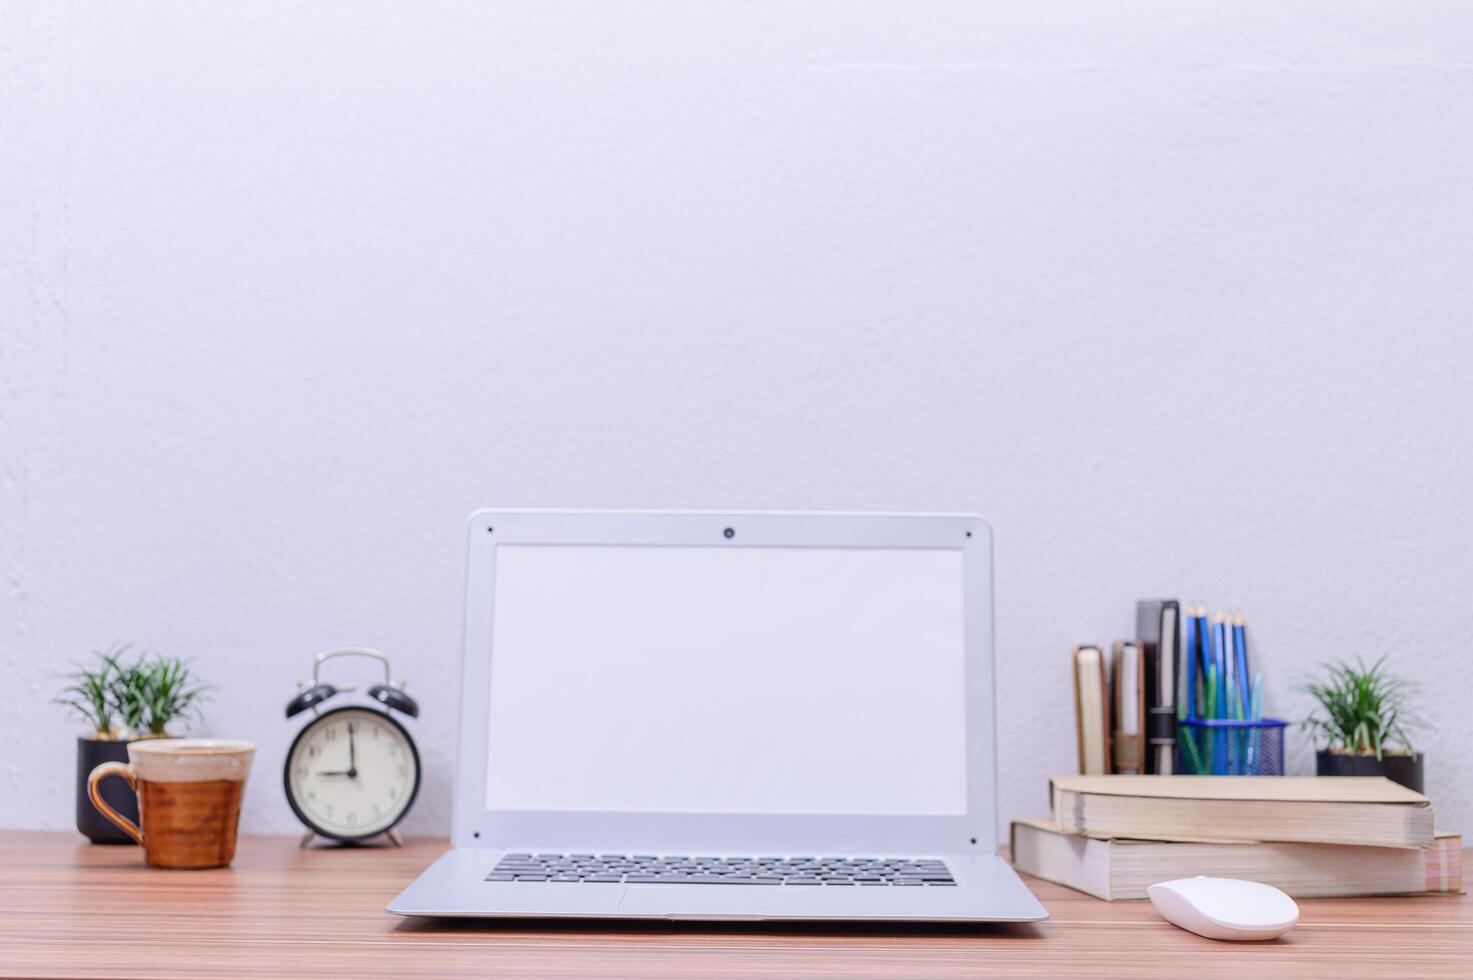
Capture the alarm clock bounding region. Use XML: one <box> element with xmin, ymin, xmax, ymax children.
<box><xmin>283</xmin><ymin>647</ymin><xmax>421</xmax><ymax>847</ymax></box>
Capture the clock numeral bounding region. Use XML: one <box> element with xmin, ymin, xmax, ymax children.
<box><xmin>325</xmin><ymin>727</ymin><xmax>337</xmax><ymax>742</ymax></box>
<box><xmin>370</xmin><ymin>726</ymin><xmax>379</xmax><ymax>739</ymax></box>
<box><xmin>373</xmin><ymin>804</ymin><xmax>383</xmax><ymax>818</ymax></box>
<box><xmin>347</xmin><ymin>812</ymin><xmax>357</xmax><ymax>826</ymax></box>
<box><xmin>308</xmin><ymin>745</ymin><xmax>321</xmax><ymax>758</ymax></box>
<box><xmin>306</xmin><ymin>790</ymin><xmax>316</xmax><ymax>801</ymax></box>
<box><xmin>295</xmin><ymin>765</ymin><xmax>306</xmax><ymax>779</ymax></box>
<box><xmin>389</xmin><ymin>787</ymin><xmax>398</xmax><ymax>800</ymax></box>
<box><xmin>387</xmin><ymin>744</ymin><xmax>398</xmax><ymax>756</ymax></box>
<box><xmin>397</xmin><ymin>764</ymin><xmax>406</xmax><ymax>776</ymax></box>
<box><xmin>326</xmin><ymin>803</ymin><xmax>334</xmax><ymax>814</ymax></box>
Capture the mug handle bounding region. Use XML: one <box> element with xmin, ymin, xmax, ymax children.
<box><xmin>87</xmin><ymin>761</ymin><xmax>144</xmax><ymax>845</ymax></box>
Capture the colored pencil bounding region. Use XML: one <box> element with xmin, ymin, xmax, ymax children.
<box><xmin>1184</xmin><ymin>604</ymin><xmax>1198</xmax><ymax>719</ymax></box>
<box><xmin>1234</xmin><ymin>613</ymin><xmax>1250</xmax><ymax>717</ymax></box>
<box><xmin>1196</xmin><ymin>607</ymin><xmax>1210</xmax><ymax>716</ymax></box>
<box><xmin>1246</xmin><ymin>671</ymin><xmax>1265</xmax><ymax>769</ymax></box>
<box><xmin>1212</xmin><ymin>615</ymin><xmax>1227</xmax><ymax>719</ymax></box>
<box><xmin>1205</xmin><ymin>663</ymin><xmax>1218</xmax><ymax>773</ymax></box>
<box><xmin>1180</xmin><ymin>605</ymin><xmax>1202</xmax><ymax>773</ymax></box>
<box><xmin>1222</xmin><ymin>613</ymin><xmax>1238</xmax><ymax>719</ymax></box>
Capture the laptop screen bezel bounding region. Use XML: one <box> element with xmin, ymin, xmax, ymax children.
<box><xmin>451</xmin><ymin>509</ymin><xmax>998</xmax><ymax>856</ymax></box>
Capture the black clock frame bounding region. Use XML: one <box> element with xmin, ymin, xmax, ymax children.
<box><xmin>282</xmin><ymin>704</ymin><xmax>422</xmax><ymax>842</ymax></box>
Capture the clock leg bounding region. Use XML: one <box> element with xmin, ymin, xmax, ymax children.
<box><xmin>298</xmin><ymin>830</ymin><xmax>316</xmax><ymax>849</ymax></box>
<box><xmin>386</xmin><ymin>828</ymin><xmax>404</xmax><ymax>848</ymax></box>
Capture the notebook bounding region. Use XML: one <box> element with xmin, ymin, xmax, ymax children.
<box><xmin>1110</xmin><ymin>642</ymin><xmax>1143</xmax><ymax>774</ymax></box>
<box><xmin>1135</xmin><ymin>599</ymin><xmax>1179</xmax><ymax>774</ymax></box>
<box><xmin>1051</xmin><ymin>775</ymin><xmax>1435</xmax><ymax>848</ymax></box>
<box><xmin>1072</xmin><ymin>647</ymin><xmax>1110</xmax><ymax>775</ymax></box>
<box><xmin>1011</xmin><ymin>819</ymin><xmax>1463</xmax><ymax>901</ymax></box>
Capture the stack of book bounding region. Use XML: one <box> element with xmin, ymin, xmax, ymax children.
<box><xmin>1013</xmin><ymin>775</ymin><xmax>1462</xmax><ymax>900</ymax></box>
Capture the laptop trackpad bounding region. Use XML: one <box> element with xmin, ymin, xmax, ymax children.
<box><xmin>619</xmin><ymin>884</ymin><xmax>901</xmax><ymax>920</ymax></box>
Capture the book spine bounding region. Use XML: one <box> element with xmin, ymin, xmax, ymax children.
<box><xmin>1427</xmin><ymin>841</ymin><xmax>1463</xmax><ymax>893</ymax></box>
<box><xmin>1146</xmin><ymin>707</ymin><xmax>1176</xmax><ymax>774</ymax></box>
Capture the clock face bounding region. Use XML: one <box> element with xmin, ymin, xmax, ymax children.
<box><xmin>284</xmin><ymin>707</ymin><xmax>420</xmax><ymax>840</ymax></box>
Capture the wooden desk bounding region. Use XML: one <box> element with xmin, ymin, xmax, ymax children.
<box><xmin>1</xmin><ymin>831</ymin><xmax>1467</xmax><ymax>977</ymax></box>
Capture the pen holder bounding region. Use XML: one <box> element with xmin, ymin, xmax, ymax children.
<box><xmin>1178</xmin><ymin>718</ymin><xmax>1286</xmax><ymax>776</ymax></box>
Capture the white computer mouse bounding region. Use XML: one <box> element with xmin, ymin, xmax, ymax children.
<box><xmin>1147</xmin><ymin>876</ymin><xmax>1299</xmax><ymax>941</ymax></box>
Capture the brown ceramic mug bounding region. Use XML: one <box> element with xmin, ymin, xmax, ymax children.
<box><xmin>87</xmin><ymin>738</ymin><xmax>255</xmax><ymax>869</ymax></box>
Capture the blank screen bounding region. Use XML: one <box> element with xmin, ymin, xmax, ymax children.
<box><xmin>484</xmin><ymin>544</ymin><xmax>968</xmax><ymax>815</ymax></box>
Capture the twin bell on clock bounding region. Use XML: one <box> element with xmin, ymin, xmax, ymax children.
<box><xmin>283</xmin><ymin>647</ymin><xmax>422</xmax><ymax>848</ymax></box>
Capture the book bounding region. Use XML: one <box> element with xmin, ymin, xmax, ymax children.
<box><xmin>1135</xmin><ymin>599</ymin><xmax>1179</xmax><ymax>774</ymax></box>
<box><xmin>1110</xmin><ymin>642</ymin><xmax>1143</xmax><ymax>774</ymax></box>
<box><xmin>1011</xmin><ymin>818</ymin><xmax>1463</xmax><ymax>901</ymax></box>
<box><xmin>1072</xmin><ymin>646</ymin><xmax>1110</xmax><ymax>775</ymax></box>
<box><xmin>1051</xmin><ymin>775</ymin><xmax>1435</xmax><ymax>848</ymax></box>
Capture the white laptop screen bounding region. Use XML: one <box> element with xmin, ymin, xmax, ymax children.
<box><xmin>484</xmin><ymin>543</ymin><xmax>968</xmax><ymax>816</ymax></box>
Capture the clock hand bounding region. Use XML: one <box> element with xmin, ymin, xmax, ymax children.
<box><xmin>316</xmin><ymin>769</ymin><xmax>352</xmax><ymax>776</ymax></box>
<box><xmin>347</xmin><ymin>721</ymin><xmax>357</xmax><ymax>778</ymax></box>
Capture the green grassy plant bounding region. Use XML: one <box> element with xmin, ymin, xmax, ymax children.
<box><xmin>54</xmin><ymin>645</ymin><xmax>128</xmax><ymax>737</ymax></box>
<box><xmin>1299</xmin><ymin>657</ymin><xmax>1424</xmax><ymax>760</ymax></box>
<box><xmin>136</xmin><ymin>655</ymin><xmax>210</xmax><ymax>735</ymax></box>
<box><xmin>57</xmin><ymin>644</ymin><xmax>210</xmax><ymax>738</ymax></box>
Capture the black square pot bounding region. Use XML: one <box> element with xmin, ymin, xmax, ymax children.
<box><xmin>76</xmin><ymin>736</ymin><xmax>139</xmax><ymax>844</ymax></box>
<box><xmin>1315</xmin><ymin>749</ymin><xmax>1424</xmax><ymax>794</ymax></box>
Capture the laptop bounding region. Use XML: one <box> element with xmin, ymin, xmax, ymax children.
<box><xmin>388</xmin><ymin>509</ymin><xmax>1047</xmax><ymax>923</ymax></box>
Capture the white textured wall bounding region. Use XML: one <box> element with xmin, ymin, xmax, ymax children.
<box><xmin>3</xmin><ymin>2</ymin><xmax>1471</xmax><ymax>841</ymax></box>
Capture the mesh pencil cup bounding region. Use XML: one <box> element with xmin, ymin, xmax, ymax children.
<box><xmin>1177</xmin><ymin>718</ymin><xmax>1286</xmax><ymax>776</ymax></box>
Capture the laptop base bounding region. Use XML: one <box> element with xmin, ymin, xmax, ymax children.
<box><xmin>388</xmin><ymin>848</ymin><xmax>1048</xmax><ymax>922</ymax></box>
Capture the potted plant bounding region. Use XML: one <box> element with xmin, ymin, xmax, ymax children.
<box><xmin>1299</xmin><ymin>657</ymin><xmax>1426</xmax><ymax>793</ymax></box>
<box><xmin>56</xmin><ymin>645</ymin><xmax>210</xmax><ymax>844</ymax></box>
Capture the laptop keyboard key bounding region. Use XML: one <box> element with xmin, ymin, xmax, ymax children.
<box><xmin>488</xmin><ymin>853</ymin><xmax>953</xmax><ymax>887</ymax></box>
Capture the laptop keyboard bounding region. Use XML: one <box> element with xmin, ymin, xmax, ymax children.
<box><xmin>486</xmin><ymin>853</ymin><xmax>956</xmax><ymax>886</ymax></box>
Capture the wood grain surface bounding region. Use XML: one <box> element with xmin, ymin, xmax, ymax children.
<box><xmin>0</xmin><ymin>831</ymin><xmax>1467</xmax><ymax>978</ymax></box>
